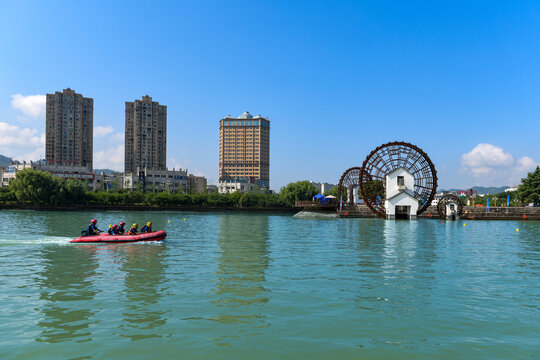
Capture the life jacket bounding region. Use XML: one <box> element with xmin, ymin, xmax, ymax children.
<box><xmin>141</xmin><ymin>225</ymin><xmax>151</xmax><ymax>233</ymax></box>
<box><xmin>117</xmin><ymin>226</ymin><xmax>125</xmax><ymax>234</ymax></box>
<box><xmin>108</xmin><ymin>228</ymin><xmax>116</xmax><ymax>235</ymax></box>
<box><xmin>88</xmin><ymin>224</ymin><xmax>97</xmax><ymax>235</ymax></box>
<box><xmin>128</xmin><ymin>227</ymin><xmax>138</xmax><ymax>235</ymax></box>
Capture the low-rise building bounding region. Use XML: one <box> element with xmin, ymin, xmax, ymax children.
<box><xmin>1</xmin><ymin>162</ymin><xmax>208</xmax><ymax>194</ymax></box>
<box><xmin>310</xmin><ymin>181</ymin><xmax>337</xmax><ymax>195</ymax></box>
<box><xmin>93</xmin><ymin>172</ymin><xmax>124</xmax><ymax>191</ymax></box>
<box><xmin>124</xmin><ymin>167</ymin><xmax>190</xmax><ymax>193</ymax></box>
<box><xmin>188</xmin><ymin>174</ymin><xmax>207</xmax><ymax>193</ymax></box>
<box><xmin>218</xmin><ymin>177</ymin><xmax>262</xmax><ymax>194</ymax></box>
<box><xmin>0</xmin><ymin>161</ymin><xmax>95</xmax><ymax>188</ymax></box>
<box><xmin>0</xmin><ymin>163</ymin><xmax>33</xmax><ymax>187</ymax></box>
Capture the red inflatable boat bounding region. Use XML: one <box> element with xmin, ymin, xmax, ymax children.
<box><xmin>70</xmin><ymin>230</ymin><xmax>167</xmax><ymax>243</ymax></box>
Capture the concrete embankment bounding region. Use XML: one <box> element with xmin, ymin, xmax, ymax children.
<box><xmin>334</xmin><ymin>204</ymin><xmax>540</xmax><ymax>220</ymax></box>
<box><xmin>293</xmin><ymin>210</ymin><xmax>339</xmax><ymax>219</ymax></box>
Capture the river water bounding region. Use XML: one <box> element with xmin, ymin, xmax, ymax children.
<box><xmin>0</xmin><ymin>210</ymin><xmax>538</xmax><ymax>359</ymax></box>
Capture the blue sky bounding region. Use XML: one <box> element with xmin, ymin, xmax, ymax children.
<box><xmin>1</xmin><ymin>0</ymin><xmax>539</xmax><ymax>189</ymax></box>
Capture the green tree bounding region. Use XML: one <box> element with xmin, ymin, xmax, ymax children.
<box><xmin>279</xmin><ymin>180</ymin><xmax>318</xmax><ymax>207</ymax></box>
<box><xmin>516</xmin><ymin>166</ymin><xmax>540</xmax><ymax>206</ymax></box>
<box><xmin>0</xmin><ymin>187</ymin><xmax>16</xmax><ymax>203</ymax></box>
<box><xmin>324</xmin><ymin>184</ymin><xmax>348</xmax><ymax>198</ymax></box>
<box><xmin>60</xmin><ymin>178</ymin><xmax>87</xmax><ymax>203</ymax></box>
<box><xmin>9</xmin><ymin>169</ymin><xmax>59</xmax><ymax>205</ymax></box>
<box><xmin>361</xmin><ymin>179</ymin><xmax>384</xmax><ymax>205</ymax></box>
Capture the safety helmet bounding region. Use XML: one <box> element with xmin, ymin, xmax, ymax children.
<box><xmin>91</xmin><ymin>219</ymin><xmax>97</xmax><ymax>224</ymax></box>
<box><xmin>112</xmin><ymin>224</ymin><xmax>118</xmax><ymax>229</ymax></box>
<box><xmin>120</xmin><ymin>221</ymin><xmax>125</xmax><ymax>226</ymax></box>
<box><xmin>147</xmin><ymin>222</ymin><xmax>152</xmax><ymax>226</ymax></box>
<box><xmin>133</xmin><ymin>223</ymin><xmax>138</xmax><ymax>228</ymax></box>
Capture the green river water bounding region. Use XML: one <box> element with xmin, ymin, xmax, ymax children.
<box><xmin>0</xmin><ymin>210</ymin><xmax>538</xmax><ymax>359</ymax></box>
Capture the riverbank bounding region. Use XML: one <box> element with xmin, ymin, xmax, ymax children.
<box><xmin>0</xmin><ymin>202</ymin><xmax>297</xmax><ymax>213</ymax></box>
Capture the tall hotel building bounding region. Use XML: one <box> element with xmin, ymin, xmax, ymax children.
<box><xmin>124</xmin><ymin>95</ymin><xmax>167</xmax><ymax>173</ymax></box>
<box><xmin>219</xmin><ymin>111</ymin><xmax>270</xmax><ymax>192</ymax></box>
<box><xmin>45</xmin><ymin>88</ymin><xmax>94</xmax><ymax>170</ymax></box>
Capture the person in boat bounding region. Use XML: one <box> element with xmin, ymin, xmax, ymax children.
<box><xmin>141</xmin><ymin>222</ymin><xmax>152</xmax><ymax>233</ymax></box>
<box><xmin>128</xmin><ymin>223</ymin><xmax>138</xmax><ymax>235</ymax></box>
<box><xmin>88</xmin><ymin>219</ymin><xmax>103</xmax><ymax>235</ymax></box>
<box><xmin>108</xmin><ymin>224</ymin><xmax>119</xmax><ymax>235</ymax></box>
<box><xmin>118</xmin><ymin>221</ymin><xmax>126</xmax><ymax>234</ymax></box>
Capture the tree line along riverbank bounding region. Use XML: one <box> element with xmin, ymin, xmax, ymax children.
<box><xmin>1</xmin><ymin>167</ymin><xmax>538</xmax><ymax>212</ymax></box>
<box><xmin>0</xmin><ymin>169</ymin><xmax>320</xmax><ymax>211</ymax></box>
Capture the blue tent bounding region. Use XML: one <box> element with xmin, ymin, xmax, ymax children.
<box><xmin>313</xmin><ymin>194</ymin><xmax>325</xmax><ymax>200</ymax></box>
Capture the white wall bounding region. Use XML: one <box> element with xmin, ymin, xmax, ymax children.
<box><xmin>385</xmin><ymin>192</ymin><xmax>419</xmax><ymax>219</ymax></box>
<box><xmin>385</xmin><ymin>168</ymin><xmax>418</xmax><ymax>220</ymax></box>
<box><xmin>385</xmin><ymin>168</ymin><xmax>415</xmax><ymax>200</ymax></box>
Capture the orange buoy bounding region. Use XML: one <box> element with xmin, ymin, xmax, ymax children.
<box><xmin>428</xmin><ymin>213</ymin><xmax>432</xmax><ymax>218</ymax></box>
<box><xmin>345</xmin><ymin>211</ymin><xmax>349</xmax><ymax>216</ymax></box>
<box><xmin>523</xmin><ymin>214</ymin><xmax>527</xmax><ymax>220</ymax></box>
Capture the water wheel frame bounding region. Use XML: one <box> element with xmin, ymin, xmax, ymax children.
<box><xmin>337</xmin><ymin>167</ymin><xmax>362</xmax><ymax>205</ymax></box>
<box><xmin>436</xmin><ymin>194</ymin><xmax>463</xmax><ymax>218</ymax></box>
<box><xmin>359</xmin><ymin>141</ymin><xmax>438</xmax><ymax>218</ymax></box>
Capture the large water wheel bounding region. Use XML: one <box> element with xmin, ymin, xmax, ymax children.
<box><xmin>359</xmin><ymin>141</ymin><xmax>437</xmax><ymax>218</ymax></box>
<box><xmin>437</xmin><ymin>194</ymin><xmax>463</xmax><ymax>218</ymax></box>
<box><xmin>337</xmin><ymin>167</ymin><xmax>362</xmax><ymax>205</ymax></box>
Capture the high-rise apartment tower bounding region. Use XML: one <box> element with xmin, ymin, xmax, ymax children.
<box><xmin>124</xmin><ymin>95</ymin><xmax>167</xmax><ymax>173</ymax></box>
<box><xmin>45</xmin><ymin>88</ymin><xmax>94</xmax><ymax>170</ymax></box>
<box><xmin>219</xmin><ymin>111</ymin><xmax>270</xmax><ymax>190</ymax></box>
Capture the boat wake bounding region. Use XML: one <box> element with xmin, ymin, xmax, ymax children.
<box><xmin>0</xmin><ymin>236</ymin><xmax>73</xmax><ymax>246</ymax></box>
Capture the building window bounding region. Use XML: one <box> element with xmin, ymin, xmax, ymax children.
<box><xmin>397</xmin><ymin>176</ymin><xmax>405</xmax><ymax>186</ymax></box>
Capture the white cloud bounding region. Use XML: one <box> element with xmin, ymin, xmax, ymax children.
<box><xmin>168</xmin><ymin>157</ymin><xmax>185</xmax><ymax>171</ymax></box>
<box><xmin>516</xmin><ymin>156</ymin><xmax>536</xmax><ymax>172</ymax></box>
<box><xmin>93</xmin><ymin>125</ymin><xmax>124</xmax><ymax>170</ymax></box>
<box><xmin>460</xmin><ymin>143</ymin><xmax>538</xmax><ymax>185</ymax></box>
<box><xmin>94</xmin><ymin>125</ymin><xmax>114</xmax><ymax>137</ymax></box>
<box><xmin>112</xmin><ymin>133</ymin><xmax>124</xmax><ymax>142</ymax></box>
<box><xmin>94</xmin><ymin>145</ymin><xmax>124</xmax><ymax>171</ymax></box>
<box><xmin>462</xmin><ymin>143</ymin><xmax>514</xmax><ymax>176</ymax></box>
<box><xmin>11</xmin><ymin>94</ymin><xmax>46</xmax><ymax>118</ymax></box>
<box><xmin>0</xmin><ymin>122</ymin><xmax>45</xmax><ymax>161</ymax></box>
<box><xmin>189</xmin><ymin>168</ymin><xmax>207</xmax><ymax>177</ymax></box>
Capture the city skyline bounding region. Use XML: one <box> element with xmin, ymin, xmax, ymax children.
<box><xmin>1</xmin><ymin>1</ymin><xmax>539</xmax><ymax>189</ymax></box>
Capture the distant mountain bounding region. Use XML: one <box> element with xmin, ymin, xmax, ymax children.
<box><xmin>440</xmin><ymin>186</ymin><xmax>510</xmax><ymax>194</ymax></box>
<box><xmin>0</xmin><ymin>155</ymin><xmax>13</xmax><ymax>166</ymax></box>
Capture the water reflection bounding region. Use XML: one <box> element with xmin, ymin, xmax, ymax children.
<box><xmin>115</xmin><ymin>244</ymin><xmax>168</xmax><ymax>340</ymax></box>
<box><xmin>211</xmin><ymin>214</ymin><xmax>270</xmax><ymax>334</ymax></box>
<box><xmin>36</xmin><ymin>245</ymin><xmax>99</xmax><ymax>343</ymax></box>
<box><xmin>353</xmin><ymin>219</ymin><xmax>386</xmax><ymax>272</ymax></box>
<box><xmin>378</xmin><ymin>220</ymin><xmax>436</xmax><ymax>316</ymax></box>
